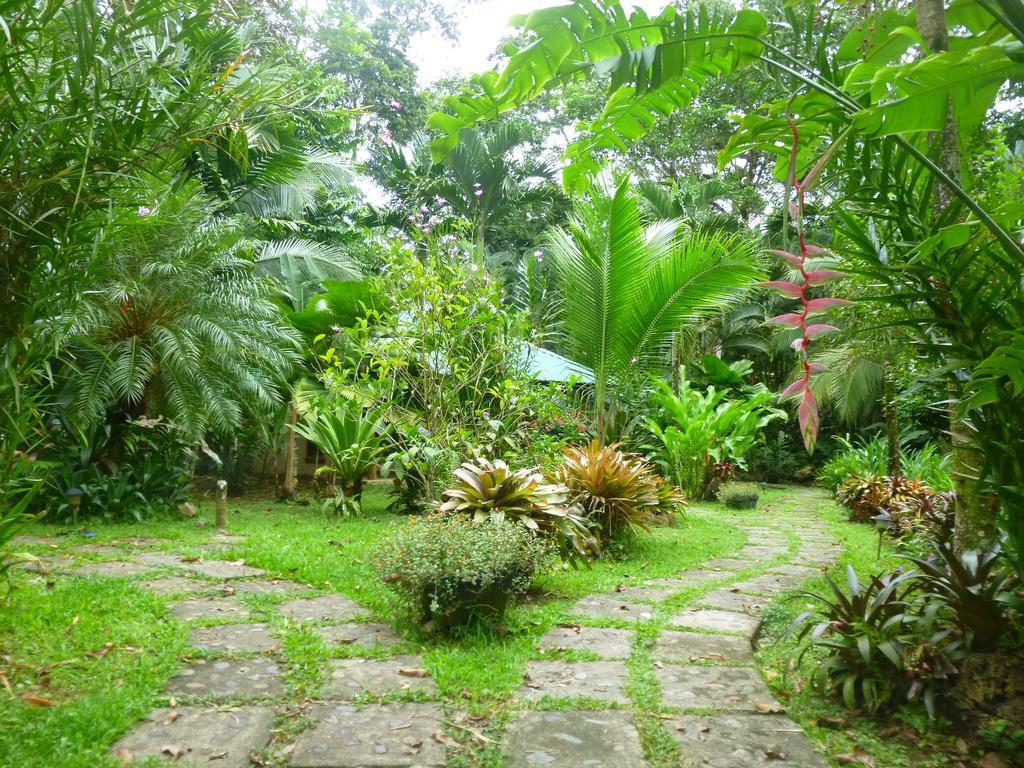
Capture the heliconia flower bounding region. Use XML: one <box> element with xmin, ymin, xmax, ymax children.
<box><xmin>803</xmin><ymin>244</ymin><xmax>828</xmax><ymax>257</ymax></box>
<box><xmin>766</xmin><ymin>250</ymin><xmax>804</xmax><ymax>270</ymax></box>
<box><xmin>804</xmin><ymin>323</ymin><xmax>839</xmax><ymax>340</ymax></box>
<box><xmin>804</xmin><ymin>269</ymin><xmax>846</xmax><ymax>286</ymax></box>
<box><xmin>137</xmin><ymin>205</ymin><xmax>151</xmax><ymax>217</ymax></box>
<box><xmin>766</xmin><ymin>313</ymin><xmax>805</xmax><ymax>328</ymax></box>
<box><xmin>780</xmin><ymin>378</ymin><xmax>807</xmax><ymax>400</ymax></box>
<box><xmin>758</xmin><ymin>280</ymin><xmax>803</xmax><ymax>298</ymax></box>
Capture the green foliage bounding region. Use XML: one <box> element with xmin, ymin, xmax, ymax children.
<box><xmin>61</xmin><ymin>183</ymin><xmax>302</xmax><ymax>441</ymax></box>
<box><xmin>428</xmin><ymin>2</ymin><xmax>767</xmax><ymax>192</ymax></box>
<box><xmin>438</xmin><ymin>459</ymin><xmax>596</xmax><ymax>562</ymax></box>
<box><xmin>789</xmin><ymin>567</ymin><xmax>962</xmax><ymax>717</ymax></box>
<box><xmin>819</xmin><ymin>436</ymin><xmax>953</xmax><ymax>492</ymax></box>
<box><xmin>556</xmin><ymin>440</ymin><xmax>684</xmax><ymax>548</ymax></box>
<box><xmin>902</xmin><ymin>542</ymin><xmax>1017</xmax><ymax>652</ymax></box>
<box><xmin>375</xmin><ymin>515</ymin><xmax>554</xmax><ymax>629</ymax></box>
<box><xmin>545</xmin><ymin>179</ymin><xmax>762</xmax><ymax>437</ymax></box>
<box><xmin>716</xmin><ymin>481</ymin><xmax>761</xmax><ymax>505</ymax></box>
<box><xmin>835</xmin><ymin>474</ymin><xmax>955</xmax><ymax>541</ymax></box>
<box><xmin>647</xmin><ymin>374</ymin><xmax>785</xmax><ymax>498</ymax></box>
<box><xmin>292</xmin><ymin>399</ymin><xmax>385</xmax><ymax>504</ymax></box>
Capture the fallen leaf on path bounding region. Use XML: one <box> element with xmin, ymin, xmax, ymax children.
<box><xmin>86</xmin><ymin>642</ymin><xmax>114</xmax><ymax>659</ymax></box>
<box><xmin>161</xmin><ymin>711</ymin><xmax>180</xmax><ymax>725</ymax></box>
<box><xmin>159</xmin><ymin>744</ymin><xmax>185</xmax><ymax>759</ymax></box>
<box><xmin>835</xmin><ymin>750</ymin><xmax>876</xmax><ymax>766</ymax></box>
<box><xmin>398</xmin><ymin>668</ymin><xmax>429</xmax><ymax>678</ymax></box>
<box><xmin>112</xmin><ymin>748</ymin><xmax>133</xmax><ymax>765</ymax></box>
<box><xmin>753</xmin><ymin>701</ymin><xmax>785</xmax><ymax>714</ymax></box>
<box><xmin>21</xmin><ymin>693</ymin><xmax>58</xmax><ymax>707</ymax></box>
<box><xmin>432</xmin><ymin>731</ymin><xmax>463</xmax><ymax>748</ymax></box>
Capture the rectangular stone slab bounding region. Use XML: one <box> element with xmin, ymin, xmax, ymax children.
<box><xmin>131</xmin><ymin>552</ymin><xmax>190</xmax><ymax>568</ymax></box>
<box><xmin>653</xmin><ymin>630</ymin><xmax>753</xmax><ymax>664</ymax></box>
<box><xmin>279</xmin><ymin>595</ymin><xmax>368</xmax><ymax>622</ymax></box>
<box><xmin>322</xmin><ymin>656</ymin><xmax>438</xmax><ymax>700</ymax></box>
<box><xmin>703</xmin><ymin>558</ymin><xmax>758</xmax><ymax>570</ymax></box>
<box><xmin>519</xmin><ymin>661</ymin><xmax>629</xmax><ymax>703</ymax></box>
<box><xmin>184</xmin><ymin>560</ymin><xmax>266</xmax><ymax>579</ymax></box>
<box><xmin>139</xmin><ymin>576</ymin><xmax>216</xmax><ymax>596</ymax></box>
<box><xmin>731</xmin><ymin>574</ymin><xmax>807</xmax><ymax>596</ymax></box>
<box><xmin>170</xmin><ymin>597</ymin><xmax>252</xmax><ymax>621</ymax></box>
<box><xmin>698</xmin><ymin>590</ymin><xmax>773</xmax><ymax>615</ymax></box>
<box><xmin>111</xmin><ymin>706</ymin><xmax>274</xmax><ymax>768</ymax></box>
<box><xmin>224</xmin><ymin>579</ymin><xmax>314</xmax><ymax>595</ymax></box>
<box><xmin>189</xmin><ymin>623</ymin><xmax>278</xmax><ymax>653</ymax></box>
<box><xmin>670</xmin><ymin>609</ymin><xmax>761</xmax><ymax>638</ymax></box>
<box><xmin>654</xmin><ymin>665</ymin><xmax>778</xmax><ymax>711</ymax></box>
<box><xmin>65</xmin><ymin>561</ymin><xmax>152</xmax><ymax>578</ymax></box>
<box><xmin>165</xmin><ymin>657</ymin><xmax>284</xmax><ymax>700</ymax></box>
<box><xmin>669</xmin><ymin>713</ymin><xmax>829</xmax><ymax>767</ymax></box>
<box><xmin>503</xmin><ymin>710</ymin><xmax>647</xmax><ymax>768</ymax></box>
<box><xmin>538</xmin><ymin>626</ymin><xmax>633</xmax><ymax>658</ymax></box>
<box><xmin>768</xmin><ymin>564</ymin><xmax>825</xmax><ymax>577</ymax></box>
<box><xmin>568</xmin><ymin>596</ymin><xmax>654</xmax><ymax>623</ymax></box>
<box><xmin>314</xmin><ymin>623</ymin><xmax>401</xmax><ymax>649</ymax></box>
<box><xmin>608</xmin><ymin>585</ymin><xmax>679</xmax><ymax>602</ymax></box>
<box><xmin>289</xmin><ymin>702</ymin><xmax>446</xmax><ymax>767</ymax></box>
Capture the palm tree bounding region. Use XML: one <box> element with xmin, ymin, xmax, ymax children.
<box><xmin>544</xmin><ymin>178</ymin><xmax>762</xmax><ymax>440</ymax></box>
<box><xmin>62</xmin><ymin>182</ymin><xmax>302</xmax><ymax>441</ymax></box>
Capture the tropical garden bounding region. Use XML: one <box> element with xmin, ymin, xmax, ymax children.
<box><xmin>2</xmin><ymin>0</ymin><xmax>1024</xmax><ymax>765</ymax></box>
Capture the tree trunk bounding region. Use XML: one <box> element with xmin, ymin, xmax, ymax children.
<box><xmin>882</xmin><ymin>356</ymin><xmax>901</xmax><ymax>477</ymax></box>
<box><xmin>281</xmin><ymin>399</ymin><xmax>298</xmax><ymax>499</ymax></box>
<box><xmin>916</xmin><ymin>0</ymin><xmax>991</xmax><ymax>549</ymax></box>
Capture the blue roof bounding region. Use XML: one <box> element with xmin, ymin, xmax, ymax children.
<box><xmin>517</xmin><ymin>342</ymin><xmax>594</xmax><ymax>384</ymax></box>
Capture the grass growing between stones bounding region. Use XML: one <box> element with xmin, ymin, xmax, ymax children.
<box><xmin>0</xmin><ymin>485</ymin><xmax>881</xmax><ymax>767</ymax></box>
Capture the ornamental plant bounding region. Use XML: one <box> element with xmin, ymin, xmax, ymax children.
<box><xmin>557</xmin><ymin>440</ymin><xmax>685</xmax><ymax>548</ymax></box>
<box><xmin>376</xmin><ymin>515</ymin><xmax>554</xmax><ymax>631</ymax></box>
<box><xmin>762</xmin><ymin>118</ymin><xmax>851</xmax><ymax>453</ymax></box>
<box><xmin>438</xmin><ymin>458</ymin><xmax>597</xmax><ymax>562</ymax></box>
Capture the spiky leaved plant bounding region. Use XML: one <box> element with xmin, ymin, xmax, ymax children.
<box><xmin>439</xmin><ymin>459</ymin><xmax>597</xmax><ymax>562</ymax></box>
<box><xmin>557</xmin><ymin>440</ymin><xmax>685</xmax><ymax>548</ymax></box>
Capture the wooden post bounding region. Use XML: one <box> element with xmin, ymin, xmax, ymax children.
<box><xmin>215</xmin><ymin>480</ymin><xmax>228</xmax><ymax>533</ymax></box>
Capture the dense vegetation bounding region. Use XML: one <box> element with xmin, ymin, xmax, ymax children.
<box><xmin>3</xmin><ymin>0</ymin><xmax>1024</xmax><ymax>765</ymax></box>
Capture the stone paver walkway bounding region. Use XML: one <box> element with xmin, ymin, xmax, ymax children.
<box><xmin>21</xmin><ymin>487</ymin><xmax>838</xmax><ymax>766</ymax></box>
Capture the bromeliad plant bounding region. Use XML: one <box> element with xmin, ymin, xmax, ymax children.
<box><xmin>902</xmin><ymin>542</ymin><xmax>1018</xmax><ymax>652</ymax></box>
<box><xmin>789</xmin><ymin>567</ymin><xmax>919</xmax><ymax>713</ymax></box>
<box><xmin>836</xmin><ymin>474</ymin><xmax>955</xmax><ymax>540</ymax></box>
<box><xmin>439</xmin><ymin>458</ymin><xmax>597</xmax><ymax>562</ymax></box>
<box><xmin>557</xmin><ymin>440</ymin><xmax>684</xmax><ymax>548</ymax></box>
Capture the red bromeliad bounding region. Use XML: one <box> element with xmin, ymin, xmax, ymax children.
<box><xmin>762</xmin><ymin>117</ymin><xmax>850</xmax><ymax>453</ymax></box>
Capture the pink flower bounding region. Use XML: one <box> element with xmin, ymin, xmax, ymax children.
<box><xmin>380</xmin><ymin>129</ymin><xmax>393</xmax><ymax>146</ymax></box>
<box><xmin>137</xmin><ymin>206</ymin><xmax>151</xmax><ymax>217</ymax></box>
<box><xmin>474</xmin><ymin>189</ymin><xmax>483</xmax><ymax>197</ymax></box>
<box><xmin>391</xmin><ymin>100</ymin><xmax>402</xmax><ymax>110</ymax></box>
<box><xmin>473</xmin><ymin>182</ymin><xmax>481</xmax><ymax>189</ymax></box>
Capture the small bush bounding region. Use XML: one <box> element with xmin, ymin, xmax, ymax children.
<box><xmin>557</xmin><ymin>440</ymin><xmax>685</xmax><ymax>547</ymax></box>
<box><xmin>716</xmin><ymin>481</ymin><xmax>761</xmax><ymax>505</ymax></box>
<box><xmin>819</xmin><ymin>435</ymin><xmax>952</xmax><ymax>492</ymax></box>
<box><xmin>836</xmin><ymin>473</ymin><xmax>954</xmax><ymax>539</ymax></box>
<box><xmin>376</xmin><ymin>515</ymin><xmax>553</xmax><ymax>631</ymax></box>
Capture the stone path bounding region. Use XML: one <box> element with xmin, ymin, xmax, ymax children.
<box><xmin>18</xmin><ymin>487</ymin><xmax>839</xmax><ymax>766</ymax></box>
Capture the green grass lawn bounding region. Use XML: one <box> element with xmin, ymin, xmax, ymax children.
<box><xmin>0</xmin><ymin>485</ymin><xmax>963</xmax><ymax>767</ymax></box>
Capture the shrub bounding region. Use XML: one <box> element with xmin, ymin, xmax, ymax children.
<box><xmin>646</xmin><ymin>375</ymin><xmax>785</xmax><ymax>498</ymax></box>
<box><xmin>789</xmin><ymin>567</ymin><xmax>941</xmax><ymax>714</ymax></box>
<box><xmin>557</xmin><ymin>440</ymin><xmax>685</xmax><ymax>547</ymax></box>
<box><xmin>438</xmin><ymin>459</ymin><xmax>596</xmax><ymax>562</ymax></box>
<box><xmin>819</xmin><ymin>435</ymin><xmax>952</xmax><ymax>492</ymax></box>
<box><xmin>376</xmin><ymin>515</ymin><xmax>553</xmax><ymax>631</ymax></box>
<box><xmin>716</xmin><ymin>481</ymin><xmax>761</xmax><ymax>507</ymax></box>
<box><xmin>836</xmin><ymin>473</ymin><xmax>954</xmax><ymax>538</ymax></box>
<box><xmin>292</xmin><ymin>399</ymin><xmax>384</xmax><ymax>509</ymax></box>
<box><xmin>902</xmin><ymin>542</ymin><xmax>1017</xmax><ymax>652</ymax></box>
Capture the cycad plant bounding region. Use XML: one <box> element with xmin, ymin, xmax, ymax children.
<box><xmin>62</xmin><ymin>182</ymin><xmax>302</xmax><ymax>440</ymax></box>
<box><xmin>544</xmin><ymin>179</ymin><xmax>761</xmax><ymax>440</ymax></box>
